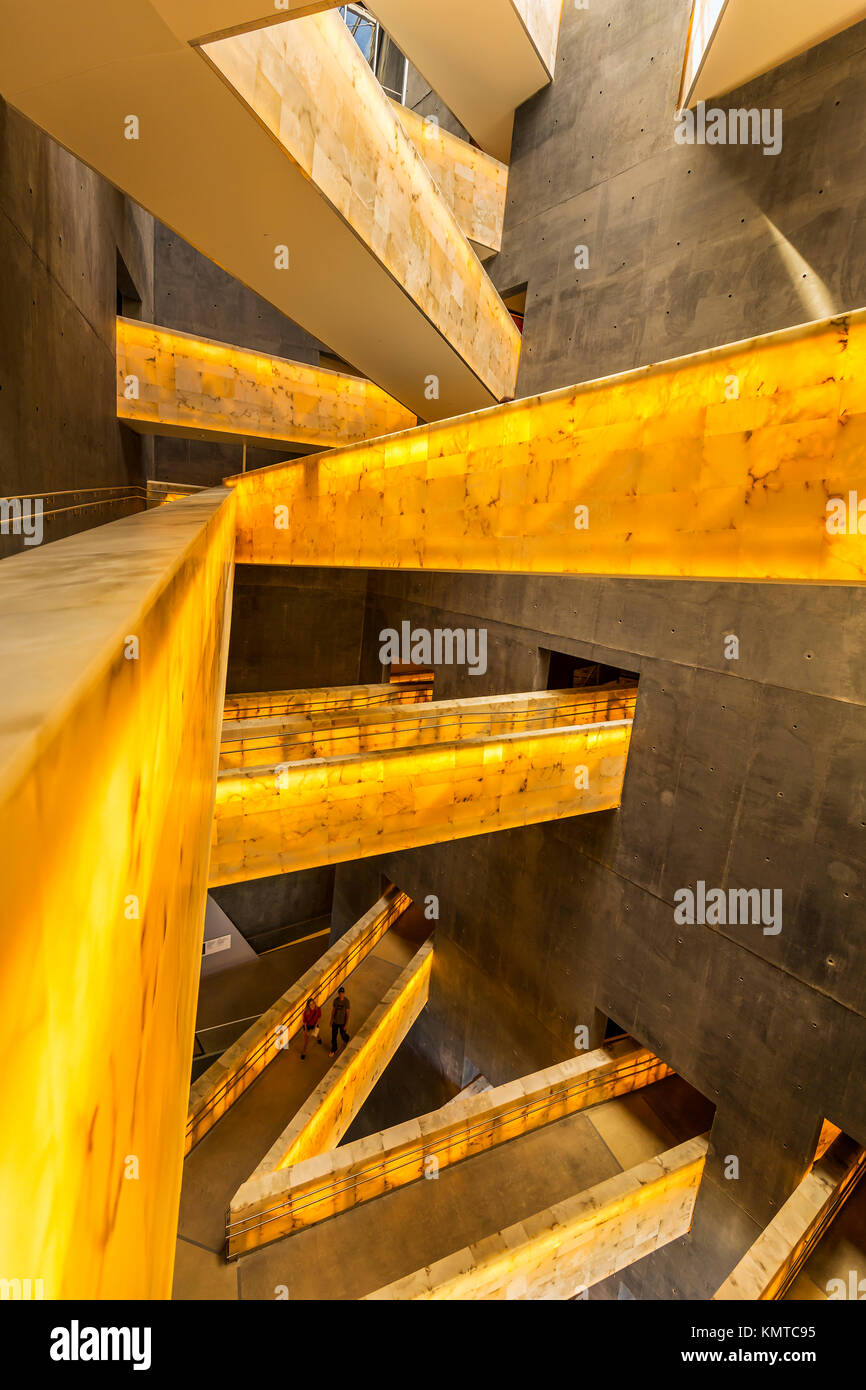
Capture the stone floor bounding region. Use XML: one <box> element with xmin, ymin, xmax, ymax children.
<box><xmin>173</xmin><ymin>936</ymin><xmax>412</xmax><ymax>1298</ymax></box>
<box><xmin>176</xmin><ymin>1071</ymin><xmax>710</xmax><ymax>1300</ymax></box>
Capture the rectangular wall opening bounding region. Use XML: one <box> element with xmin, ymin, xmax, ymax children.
<box><xmin>543</xmin><ymin>649</ymin><xmax>639</xmax><ymax>691</ymax></box>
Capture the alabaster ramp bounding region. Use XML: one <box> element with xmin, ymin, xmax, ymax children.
<box><xmin>392</xmin><ymin>102</ymin><xmax>508</xmax><ymax>257</ymax></box>
<box><xmin>242</xmin><ymin>940</ymin><xmax>434</xmax><ymax>1182</ymax></box>
<box><xmin>186</xmin><ymin>889</ymin><xmax>411</xmax><ymax>1152</ymax></box>
<box><xmin>226</xmin><ymin>1041</ymin><xmax>672</xmax><ymax>1256</ymax></box>
<box><xmin>219</xmin><ymin>685</ymin><xmax>638</xmax><ymax>769</ymax></box>
<box><xmin>210</xmin><ymin>719</ymin><xmax>633</xmax><ymax>885</ymax></box>
<box><xmin>0</xmin><ymin>4</ymin><xmax>517</xmax><ymax>419</ymax></box>
<box><xmin>0</xmin><ymin>489</ymin><xmax>236</xmax><ymax>1299</ymax></box>
<box><xmin>182</xmin><ymin>1</ymin><xmax>561</xmax><ymax>161</ymax></box>
<box><xmin>229</xmin><ymin>309</ymin><xmax>866</xmax><ymax>584</ymax></box>
<box><xmin>714</xmin><ymin>1135</ymin><xmax>866</xmax><ymax>1300</ymax></box>
<box><xmin>117</xmin><ymin>319</ymin><xmax>415</xmax><ymax>452</ymax></box>
<box><xmin>366</xmin><ymin>1136</ymin><xmax>709</xmax><ymax>1300</ymax></box>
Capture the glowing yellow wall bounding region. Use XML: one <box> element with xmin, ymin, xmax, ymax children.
<box><xmin>223</xmin><ymin>680</ymin><xmax>433</xmax><ymax>722</ymax></box>
<box><xmin>220</xmin><ymin>686</ymin><xmax>637</xmax><ymax>769</ymax></box>
<box><xmin>367</xmin><ymin>1136</ymin><xmax>708</xmax><ymax>1300</ymax></box>
<box><xmin>392</xmin><ymin>102</ymin><xmax>508</xmax><ymax>255</ymax></box>
<box><xmin>186</xmin><ymin>889</ymin><xmax>410</xmax><ymax>1152</ymax></box>
<box><xmin>210</xmin><ymin>720</ymin><xmax>632</xmax><ymax>885</ymax></box>
<box><xmin>203</xmin><ymin>14</ymin><xmax>520</xmax><ymax>404</ymax></box>
<box><xmin>229</xmin><ymin>309</ymin><xmax>866</xmax><ymax>584</ymax></box>
<box><xmin>227</xmin><ymin>1041</ymin><xmax>670</xmax><ymax>1255</ymax></box>
<box><xmin>241</xmin><ymin>940</ymin><xmax>433</xmax><ymax>1185</ymax></box>
<box><xmin>0</xmin><ymin>490</ymin><xmax>235</xmax><ymax>1298</ymax></box>
<box><xmin>117</xmin><ymin>318</ymin><xmax>415</xmax><ymax>450</ymax></box>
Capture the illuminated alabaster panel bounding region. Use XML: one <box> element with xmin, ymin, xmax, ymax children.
<box><xmin>512</xmin><ymin>0</ymin><xmax>565</xmax><ymax>76</ymax></box>
<box><xmin>0</xmin><ymin>6</ymin><xmax>512</xmax><ymax>421</ymax></box>
<box><xmin>117</xmin><ymin>318</ymin><xmax>415</xmax><ymax>450</ymax></box>
<box><xmin>223</xmin><ymin>679</ymin><xmax>433</xmax><ymax>723</ymax></box>
<box><xmin>241</xmin><ymin>941</ymin><xmax>433</xmax><ymax>1184</ymax></box>
<box><xmin>203</xmin><ymin>14</ymin><xmax>520</xmax><ymax>404</ymax></box>
<box><xmin>391</xmin><ymin>102</ymin><xmax>508</xmax><ymax>255</ymax></box>
<box><xmin>366</xmin><ymin>1136</ymin><xmax>708</xmax><ymax>1299</ymax></box>
<box><xmin>227</xmin><ymin>1040</ymin><xmax>670</xmax><ymax>1255</ymax></box>
<box><xmin>186</xmin><ymin>888</ymin><xmax>410</xmax><ymax>1152</ymax></box>
<box><xmin>230</xmin><ymin>309</ymin><xmax>866</xmax><ymax>584</ymax></box>
<box><xmin>210</xmin><ymin>721</ymin><xmax>632</xmax><ymax>885</ymax></box>
<box><xmin>714</xmin><ymin>1138</ymin><xmax>866</xmax><ymax>1301</ymax></box>
<box><xmin>220</xmin><ymin>685</ymin><xmax>637</xmax><ymax>769</ymax></box>
<box><xmin>0</xmin><ymin>489</ymin><xmax>235</xmax><ymax>1299</ymax></box>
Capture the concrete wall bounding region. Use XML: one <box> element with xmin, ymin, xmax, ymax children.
<box><xmin>0</xmin><ymin>100</ymin><xmax>154</xmax><ymax>556</ymax></box>
<box><xmin>221</xmin><ymin>564</ymin><xmax>369</xmax><ymax>944</ymax></box>
<box><xmin>226</xmin><ymin>564</ymin><xmax>368</xmax><ymax>694</ymax></box>
<box><xmin>211</xmin><ymin>866</ymin><xmax>335</xmax><ymax>953</ymax></box>
<box><xmin>494</xmin><ymin>3</ymin><xmax>866</xmax><ymax>389</ymax></box>
<box><xmin>346</xmin><ymin>7</ymin><xmax>866</xmax><ymax>1297</ymax></box>
<box><xmin>152</xmin><ymin>222</ymin><xmax>326</xmax><ymax>486</ymax></box>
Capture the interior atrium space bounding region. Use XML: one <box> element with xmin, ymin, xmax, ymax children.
<box><xmin>1</xmin><ymin>0</ymin><xmax>865</xmax><ymax>1361</ymax></box>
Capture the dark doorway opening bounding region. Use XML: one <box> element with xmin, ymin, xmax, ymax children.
<box><xmin>501</xmin><ymin>282</ymin><xmax>527</xmax><ymax>335</ymax></box>
<box><xmin>116</xmin><ymin>250</ymin><xmax>143</xmax><ymax>319</ymax></box>
<box><xmin>603</xmin><ymin>1013</ymin><xmax>629</xmax><ymax>1043</ymax></box>
<box><xmin>543</xmin><ymin>649</ymin><xmax>639</xmax><ymax>691</ymax></box>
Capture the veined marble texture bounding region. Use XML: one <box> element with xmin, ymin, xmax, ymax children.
<box><xmin>223</xmin><ymin>680</ymin><xmax>432</xmax><ymax>722</ymax></box>
<box><xmin>117</xmin><ymin>318</ymin><xmax>415</xmax><ymax>450</ymax></box>
<box><xmin>366</xmin><ymin>1136</ymin><xmax>708</xmax><ymax>1300</ymax></box>
<box><xmin>210</xmin><ymin>720</ymin><xmax>632</xmax><ymax>885</ymax></box>
<box><xmin>228</xmin><ymin>309</ymin><xmax>866</xmax><ymax>583</ymax></box>
<box><xmin>219</xmin><ymin>685</ymin><xmax>637</xmax><ymax>768</ymax></box>
<box><xmin>227</xmin><ymin>1041</ymin><xmax>670</xmax><ymax>1254</ymax></box>
<box><xmin>203</xmin><ymin>12</ymin><xmax>520</xmax><ymax>403</ymax></box>
<box><xmin>391</xmin><ymin>101</ymin><xmax>508</xmax><ymax>254</ymax></box>
<box><xmin>0</xmin><ymin>490</ymin><xmax>235</xmax><ymax>1298</ymax></box>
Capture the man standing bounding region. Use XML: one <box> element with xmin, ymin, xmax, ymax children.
<box><xmin>329</xmin><ymin>986</ymin><xmax>351</xmax><ymax>1056</ymax></box>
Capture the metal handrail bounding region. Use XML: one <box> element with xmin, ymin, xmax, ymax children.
<box><xmin>218</xmin><ymin>692</ymin><xmax>636</xmax><ymax>750</ymax></box>
<box><xmin>226</xmin><ymin>1050</ymin><xmax>664</xmax><ymax>1239</ymax></box>
<box><xmin>773</xmin><ymin>1146</ymin><xmax>866</xmax><ymax>1300</ymax></box>
<box><xmin>187</xmin><ymin>892</ymin><xmax>410</xmax><ymax>1136</ymax></box>
<box><xmin>223</xmin><ymin>688</ymin><xmax>433</xmax><ymax>721</ymax></box>
<box><xmin>219</xmin><ymin>700</ymin><xmax>638</xmax><ymax>760</ymax></box>
<box><xmin>223</xmin><ymin>681</ymin><xmax>433</xmax><ymax>717</ymax></box>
